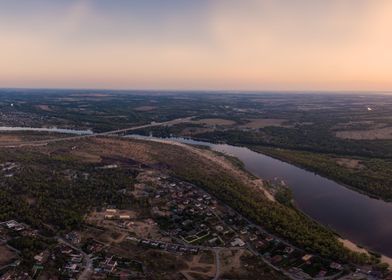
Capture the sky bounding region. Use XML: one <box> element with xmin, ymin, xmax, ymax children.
<box><xmin>1</xmin><ymin>0</ymin><xmax>392</xmax><ymax>91</ymax></box>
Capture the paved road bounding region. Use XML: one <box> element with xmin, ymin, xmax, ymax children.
<box><xmin>212</xmin><ymin>248</ymin><xmax>221</xmax><ymax>280</ymax></box>
<box><xmin>0</xmin><ymin>117</ymin><xmax>193</xmax><ymax>148</ymax></box>
<box><xmin>57</xmin><ymin>238</ymin><xmax>92</xmax><ymax>280</ymax></box>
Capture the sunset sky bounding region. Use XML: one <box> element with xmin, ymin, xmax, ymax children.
<box><xmin>1</xmin><ymin>0</ymin><xmax>392</xmax><ymax>91</ymax></box>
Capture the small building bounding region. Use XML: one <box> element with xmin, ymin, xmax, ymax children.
<box><xmin>230</xmin><ymin>238</ymin><xmax>245</xmax><ymax>247</ymax></box>
<box><xmin>302</xmin><ymin>254</ymin><xmax>313</xmax><ymax>262</ymax></box>
<box><xmin>284</xmin><ymin>246</ymin><xmax>294</xmax><ymax>254</ymax></box>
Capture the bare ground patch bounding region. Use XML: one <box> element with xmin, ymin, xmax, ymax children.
<box><xmin>0</xmin><ymin>134</ymin><xmax>22</xmax><ymax>143</ymax></box>
<box><xmin>190</xmin><ymin>118</ymin><xmax>236</xmax><ymax>126</ymax></box>
<box><xmin>335</xmin><ymin>158</ymin><xmax>365</xmax><ymax>169</ymax></box>
<box><xmin>0</xmin><ymin>245</ymin><xmax>17</xmax><ymax>266</ymax></box>
<box><xmin>71</xmin><ymin>93</ymin><xmax>112</xmax><ymax>97</ymax></box>
<box><xmin>35</xmin><ymin>104</ymin><xmax>53</xmax><ymax>111</ymax></box>
<box><xmin>68</xmin><ymin>137</ymin><xmax>156</xmax><ymax>164</ymax></box>
<box><xmin>220</xmin><ymin>249</ymin><xmax>249</xmax><ymax>276</ymax></box>
<box><xmin>181</xmin><ymin>252</ymin><xmax>215</xmax><ymax>280</ymax></box>
<box><xmin>134</xmin><ymin>106</ymin><xmax>156</xmax><ymax>111</ymax></box>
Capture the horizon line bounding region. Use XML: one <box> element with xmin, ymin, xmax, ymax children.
<box><xmin>1</xmin><ymin>86</ymin><xmax>392</xmax><ymax>95</ymax></box>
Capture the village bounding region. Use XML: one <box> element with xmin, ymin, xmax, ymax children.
<box><xmin>1</xmin><ymin>166</ymin><xmax>391</xmax><ymax>280</ymax></box>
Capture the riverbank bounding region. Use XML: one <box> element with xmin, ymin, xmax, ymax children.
<box><xmin>130</xmin><ymin>136</ymin><xmax>392</xmax><ymax>259</ymax></box>
<box><xmin>249</xmin><ymin>146</ymin><xmax>392</xmax><ymax>202</ymax></box>
<box><xmin>131</xmin><ymin>136</ymin><xmax>276</xmax><ymax>202</ymax></box>
<box><xmin>340</xmin><ymin>239</ymin><xmax>392</xmax><ymax>270</ymax></box>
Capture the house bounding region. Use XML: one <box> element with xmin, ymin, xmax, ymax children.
<box><xmin>284</xmin><ymin>246</ymin><xmax>294</xmax><ymax>254</ymax></box>
<box><xmin>302</xmin><ymin>254</ymin><xmax>313</xmax><ymax>262</ymax></box>
<box><xmin>119</xmin><ymin>215</ymin><xmax>130</xmax><ymax>220</ymax></box>
<box><xmin>317</xmin><ymin>270</ymin><xmax>327</xmax><ymax>277</ymax></box>
<box><xmin>330</xmin><ymin>262</ymin><xmax>343</xmax><ymax>270</ymax></box>
<box><xmin>249</xmin><ymin>235</ymin><xmax>257</xmax><ymax>241</ymax></box>
<box><xmin>215</xmin><ymin>225</ymin><xmax>224</xmax><ymax>232</ymax></box>
<box><xmin>103</xmin><ymin>256</ymin><xmax>118</xmax><ymax>273</ymax></box>
<box><xmin>256</xmin><ymin>241</ymin><xmax>265</xmax><ymax>249</ymax></box>
<box><xmin>230</xmin><ymin>238</ymin><xmax>245</xmax><ymax>247</ymax></box>
<box><xmin>271</xmin><ymin>255</ymin><xmax>282</xmax><ymax>264</ymax></box>
<box><xmin>208</xmin><ymin>237</ymin><xmax>219</xmax><ymax>246</ymax></box>
<box><xmin>33</xmin><ymin>250</ymin><xmax>50</xmax><ymax>264</ymax></box>
<box><xmin>265</xmin><ymin>236</ymin><xmax>274</xmax><ymax>242</ymax></box>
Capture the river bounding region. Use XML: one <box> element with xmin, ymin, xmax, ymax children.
<box><xmin>1</xmin><ymin>126</ymin><xmax>391</xmax><ymax>257</ymax></box>
<box><xmin>130</xmin><ymin>135</ymin><xmax>392</xmax><ymax>258</ymax></box>
<box><xmin>0</xmin><ymin>126</ymin><xmax>93</xmax><ymax>135</ymax></box>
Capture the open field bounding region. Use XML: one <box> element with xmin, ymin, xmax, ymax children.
<box><xmin>335</xmin><ymin>158</ymin><xmax>365</xmax><ymax>169</ymax></box>
<box><xmin>190</xmin><ymin>118</ymin><xmax>237</xmax><ymax>126</ymax></box>
<box><xmin>240</xmin><ymin>118</ymin><xmax>290</xmax><ymax>129</ymax></box>
<box><xmin>0</xmin><ymin>132</ymin><xmax>70</xmax><ymax>144</ymax></box>
<box><xmin>134</xmin><ymin>106</ymin><xmax>157</xmax><ymax>111</ymax></box>
<box><xmin>35</xmin><ymin>104</ymin><xmax>53</xmax><ymax>111</ymax></box>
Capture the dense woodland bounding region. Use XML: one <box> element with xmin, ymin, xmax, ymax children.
<box><xmin>0</xmin><ymin>150</ymin><xmax>136</xmax><ymax>232</ymax></box>
<box><xmin>193</xmin><ymin>128</ymin><xmax>392</xmax><ymax>159</ymax></box>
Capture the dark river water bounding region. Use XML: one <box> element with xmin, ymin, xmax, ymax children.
<box><xmin>131</xmin><ymin>135</ymin><xmax>392</xmax><ymax>257</ymax></box>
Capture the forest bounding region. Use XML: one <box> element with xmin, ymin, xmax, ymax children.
<box><xmin>0</xmin><ymin>149</ymin><xmax>137</xmax><ymax>232</ymax></box>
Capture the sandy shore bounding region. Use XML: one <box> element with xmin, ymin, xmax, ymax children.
<box><xmin>339</xmin><ymin>238</ymin><xmax>392</xmax><ymax>269</ymax></box>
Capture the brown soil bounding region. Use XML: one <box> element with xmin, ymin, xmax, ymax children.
<box><xmin>0</xmin><ymin>135</ymin><xmax>22</xmax><ymax>143</ymax></box>
<box><xmin>190</xmin><ymin>118</ymin><xmax>236</xmax><ymax>126</ymax></box>
<box><xmin>35</xmin><ymin>104</ymin><xmax>52</xmax><ymax>111</ymax></box>
<box><xmin>335</xmin><ymin>158</ymin><xmax>364</xmax><ymax>169</ymax></box>
<box><xmin>0</xmin><ymin>245</ymin><xmax>17</xmax><ymax>266</ymax></box>
<box><xmin>220</xmin><ymin>249</ymin><xmax>248</xmax><ymax>276</ymax></box>
<box><xmin>181</xmin><ymin>253</ymin><xmax>215</xmax><ymax>280</ymax></box>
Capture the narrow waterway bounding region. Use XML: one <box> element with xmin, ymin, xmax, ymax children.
<box><xmin>0</xmin><ymin>126</ymin><xmax>93</xmax><ymax>135</ymax></box>
<box><xmin>130</xmin><ymin>135</ymin><xmax>392</xmax><ymax>258</ymax></box>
